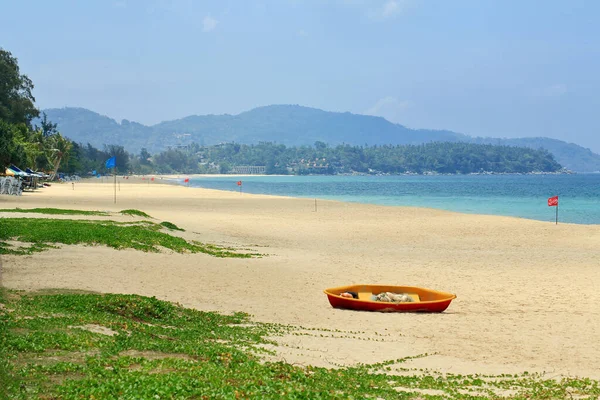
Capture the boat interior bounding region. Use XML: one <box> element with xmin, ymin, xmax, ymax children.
<box><xmin>354</xmin><ymin>290</ymin><xmax>421</xmax><ymax>302</ymax></box>
<box><xmin>330</xmin><ymin>285</ymin><xmax>456</xmax><ymax>302</ymax></box>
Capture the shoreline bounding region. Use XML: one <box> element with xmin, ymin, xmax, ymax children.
<box><xmin>83</xmin><ymin>175</ymin><xmax>599</xmax><ymax>226</ymax></box>
<box><xmin>81</xmin><ymin>177</ymin><xmax>575</xmax><ymax>226</ymax></box>
<box><xmin>2</xmin><ymin>180</ymin><xmax>600</xmax><ymax>379</ymax></box>
<box><xmin>117</xmin><ymin>175</ymin><xmax>599</xmax><ymax>226</ymax></box>
<box><xmin>121</xmin><ymin>169</ymin><xmax>580</xmax><ymax>180</ymax></box>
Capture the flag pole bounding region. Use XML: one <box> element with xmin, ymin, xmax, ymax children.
<box><xmin>113</xmin><ymin>166</ymin><xmax>116</xmax><ymax>204</ymax></box>
<box><xmin>556</xmin><ymin>200</ymin><xmax>558</xmax><ymax>225</ymax></box>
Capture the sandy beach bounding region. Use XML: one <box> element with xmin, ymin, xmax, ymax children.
<box><xmin>2</xmin><ymin>179</ymin><xmax>599</xmax><ymax>379</ymax></box>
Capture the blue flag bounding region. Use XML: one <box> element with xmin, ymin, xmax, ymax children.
<box><xmin>105</xmin><ymin>156</ymin><xmax>116</xmax><ymax>169</ymax></box>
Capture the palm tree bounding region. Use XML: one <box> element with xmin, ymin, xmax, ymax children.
<box><xmin>47</xmin><ymin>133</ymin><xmax>72</xmax><ymax>180</ymax></box>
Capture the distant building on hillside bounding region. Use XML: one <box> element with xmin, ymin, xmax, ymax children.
<box><xmin>229</xmin><ymin>166</ymin><xmax>266</xmax><ymax>174</ymax></box>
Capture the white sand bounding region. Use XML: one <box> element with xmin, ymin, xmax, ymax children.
<box><xmin>2</xmin><ymin>179</ymin><xmax>599</xmax><ymax>378</ymax></box>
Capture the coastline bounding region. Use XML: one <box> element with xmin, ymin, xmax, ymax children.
<box><xmin>127</xmin><ymin>170</ymin><xmax>576</xmax><ymax>180</ymax></box>
<box><xmin>141</xmin><ymin>173</ymin><xmax>600</xmax><ymax>225</ymax></box>
<box><xmin>2</xmin><ymin>180</ymin><xmax>600</xmax><ymax>379</ymax></box>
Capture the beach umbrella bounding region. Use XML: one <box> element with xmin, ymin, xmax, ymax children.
<box><xmin>26</xmin><ymin>168</ymin><xmax>43</xmax><ymax>177</ymax></box>
<box><xmin>8</xmin><ymin>165</ymin><xmax>28</xmax><ymax>177</ymax></box>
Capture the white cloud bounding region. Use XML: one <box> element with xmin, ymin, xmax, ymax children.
<box><xmin>202</xmin><ymin>15</ymin><xmax>218</xmax><ymax>32</ymax></box>
<box><xmin>297</xmin><ymin>29</ymin><xmax>308</xmax><ymax>37</ymax></box>
<box><xmin>381</xmin><ymin>0</ymin><xmax>400</xmax><ymax>17</ymax></box>
<box><xmin>369</xmin><ymin>0</ymin><xmax>405</xmax><ymax>20</ymax></box>
<box><xmin>335</xmin><ymin>0</ymin><xmax>414</xmax><ymax>20</ymax></box>
<box><xmin>365</xmin><ymin>96</ymin><xmax>410</xmax><ymax>123</ymax></box>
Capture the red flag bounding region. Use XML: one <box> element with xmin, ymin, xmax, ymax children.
<box><xmin>151</xmin><ymin>177</ymin><xmax>155</xmax><ymax>181</ymax></box>
<box><xmin>237</xmin><ymin>181</ymin><xmax>242</xmax><ymax>186</ymax></box>
<box><xmin>548</xmin><ymin>196</ymin><xmax>558</xmax><ymax>207</ymax></box>
<box><xmin>184</xmin><ymin>178</ymin><xmax>189</xmax><ymax>183</ymax></box>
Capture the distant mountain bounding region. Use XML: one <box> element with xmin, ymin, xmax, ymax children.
<box><xmin>41</xmin><ymin>107</ymin><xmax>153</xmax><ymax>151</ymax></box>
<box><xmin>41</xmin><ymin>105</ymin><xmax>600</xmax><ymax>172</ymax></box>
<box><xmin>41</xmin><ymin>105</ymin><xmax>467</xmax><ymax>152</ymax></box>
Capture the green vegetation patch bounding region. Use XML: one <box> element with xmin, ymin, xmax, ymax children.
<box><xmin>0</xmin><ymin>290</ymin><xmax>283</xmax><ymax>399</ymax></box>
<box><xmin>1</xmin><ymin>290</ymin><xmax>599</xmax><ymax>399</ymax></box>
<box><xmin>0</xmin><ymin>208</ymin><xmax>109</xmax><ymax>216</ymax></box>
<box><xmin>120</xmin><ymin>209</ymin><xmax>152</xmax><ymax>218</ymax></box>
<box><xmin>0</xmin><ymin>218</ymin><xmax>258</xmax><ymax>258</ymax></box>
<box><xmin>0</xmin><ymin>241</ymin><xmax>58</xmax><ymax>256</ymax></box>
<box><xmin>146</xmin><ymin>140</ymin><xmax>564</xmax><ymax>175</ymax></box>
<box><xmin>159</xmin><ymin>221</ymin><xmax>184</xmax><ymax>231</ymax></box>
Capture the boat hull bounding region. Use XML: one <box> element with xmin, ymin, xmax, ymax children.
<box><xmin>324</xmin><ymin>284</ymin><xmax>456</xmax><ymax>313</ymax></box>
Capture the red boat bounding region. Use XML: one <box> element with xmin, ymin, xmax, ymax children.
<box><xmin>324</xmin><ymin>284</ymin><xmax>456</xmax><ymax>313</ymax></box>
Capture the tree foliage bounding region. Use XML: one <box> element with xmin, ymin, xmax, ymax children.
<box><xmin>0</xmin><ymin>121</ymin><xmax>24</xmax><ymax>169</ymax></box>
<box><xmin>36</xmin><ymin>112</ymin><xmax>58</xmax><ymax>137</ymax></box>
<box><xmin>0</xmin><ymin>47</ymin><xmax>73</xmax><ymax>174</ymax></box>
<box><xmin>60</xmin><ymin>143</ymin><xmax>130</xmax><ymax>175</ymax></box>
<box><xmin>0</xmin><ymin>48</ymin><xmax>39</xmax><ymax>126</ymax></box>
<box><xmin>104</xmin><ymin>144</ymin><xmax>129</xmax><ymax>171</ymax></box>
<box><xmin>140</xmin><ymin>141</ymin><xmax>563</xmax><ymax>175</ymax></box>
<box><xmin>47</xmin><ymin>133</ymin><xmax>73</xmax><ymax>179</ymax></box>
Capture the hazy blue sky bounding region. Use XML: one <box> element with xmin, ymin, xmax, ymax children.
<box><xmin>2</xmin><ymin>0</ymin><xmax>599</xmax><ymax>151</ymax></box>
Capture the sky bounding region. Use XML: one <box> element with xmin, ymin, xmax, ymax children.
<box><xmin>1</xmin><ymin>0</ymin><xmax>599</xmax><ymax>152</ymax></box>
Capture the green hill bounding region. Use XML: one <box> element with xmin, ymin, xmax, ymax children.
<box><xmin>41</xmin><ymin>105</ymin><xmax>467</xmax><ymax>152</ymax></box>
<box><xmin>471</xmin><ymin>137</ymin><xmax>600</xmax><ymax>173</ymax></box>
<box><xmin>42</xmin><ymin>107</ymin><xmax>152</xmax><ymax>151</ymax></box>
<box><xmin>41</xmin><ymin>105</ymin><xmax>600</xmax><ymax>172</ymax></box>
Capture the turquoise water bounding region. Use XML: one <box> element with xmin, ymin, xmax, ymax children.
<box><xmin>184</xmin><ymin>174</ymin><xmax>600</xmax><ymax>224</ymax></box>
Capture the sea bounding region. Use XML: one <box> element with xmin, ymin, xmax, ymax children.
<box><xmin>181</xmin><ymin>174</ymin><xmax>600</xmax><ymax>225</ymax></box>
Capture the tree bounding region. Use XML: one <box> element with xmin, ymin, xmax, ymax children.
<box><xmin>36</xmin><ymin>112</ymin><xmax>58</xmax><ymax>137</ymax></box>
<box><xmin>48</xmin><ymin>133</ymin><xmax>73</xmax><ymax>179</ymax></box>
<box><xmin>61</xmin><ymin>142</ymin><xmax>84</xmax><ymax>174</ymax></box>
<box><xmin>11</xmin><ymin>124</ymin><xmax>49</xmax><ymax>170</ymax></box>
<box><xmin>0</xmin><ymin>120</ymin><xmax>19</xmax><ymax>168</ymax></box>
<box><xmin>0</xmin><ymin>48</ymin><xmax>39</xmax><ymax>126</ymax></box>
<box><xmin>139</xmin><ymin>148</ymin><xmax>152</xmax><ymax>165</ymax></box>
<box><xmin>219</xmin><ymin>162</ymin><xmax>231</xmax><ymax>174</ymax></box>
<box><xmin>314</xmin><ymin>141</ymin><xmax>328</xmax><ymax>150</ymax></box>
<box><xmin>103</xmin><ymin>144</ymin><xmax>129</xmax><ymax>172</ymax></box>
